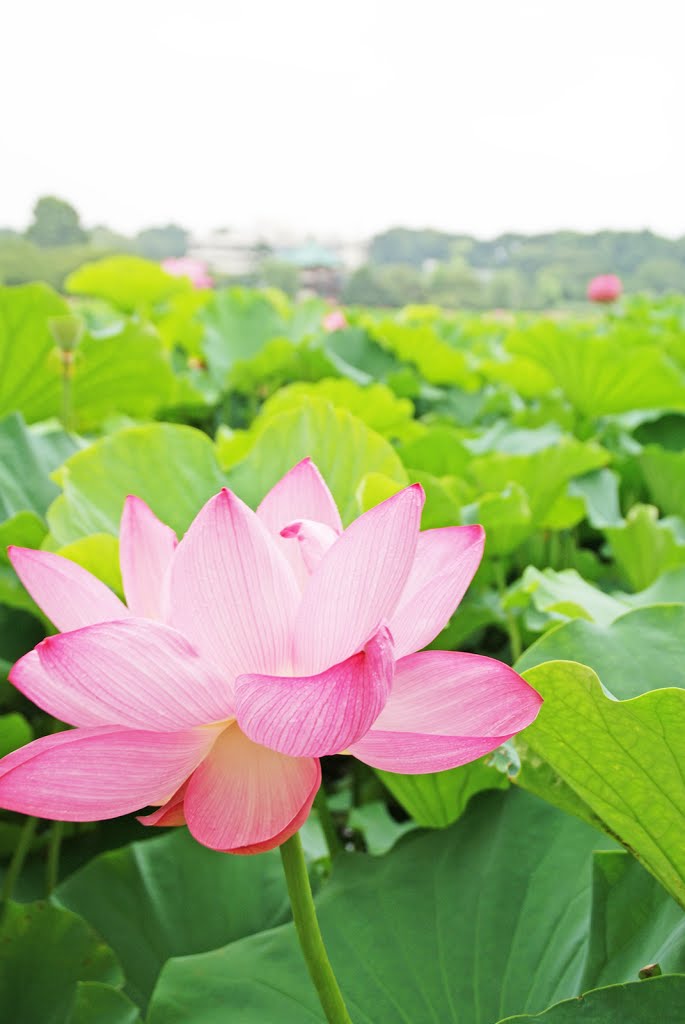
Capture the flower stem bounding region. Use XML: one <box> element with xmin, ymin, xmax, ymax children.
<box><xmin>279</xmin><ymin>831</ymin><xmax>353</xmax><ymax>1024</ymax></box>
<box><xmin>2</xmin><ymin>816</ymin><xmax>38</xmax><ymax>902</ymax></box>
<box><xmin>61</xmin><ymin>352</ymin><xmax>74</xmax><ymax>432</ymax></box>
<box><xmin>314</xmin><ymin>787</ymin><xmax>343</xmax><ymax>859</ymax></box>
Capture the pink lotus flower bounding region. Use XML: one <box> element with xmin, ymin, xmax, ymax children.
<box><xmin>323</xmin><ymin>310</ymin><xmax>348</xmax><ymax>332</ymax></box>
<box><xmin>161</xmin><ymin>257</ymin><xmax>213</xmax><ymax>290</ymax></box>
<box><xmin>0</xmin><ymin>461</ymin><xmax>541</xmax><ymax>853</ymax></box>
<box><xmin>587</xmin><ymin>274</ymin><xmax>622</xmax><ymax>303</ymax></box>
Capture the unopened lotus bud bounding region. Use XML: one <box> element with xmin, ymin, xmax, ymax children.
<box><xmin>48</xmin><ymin>314</ymin><xmax>85</xmax><ymax>354</ymax></box>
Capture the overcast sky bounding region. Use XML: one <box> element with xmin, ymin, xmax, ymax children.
<box><xmin>2</xmin><ymin>0</ymin><xmax>684</xmax><ymax>240</ymax></box>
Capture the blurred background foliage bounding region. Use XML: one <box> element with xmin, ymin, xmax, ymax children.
<box><xmin>4</xmin><ymin>195</ymin><xmax>685</xmax><ymax>308</ymax></box>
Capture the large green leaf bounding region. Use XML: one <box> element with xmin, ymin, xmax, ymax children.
<box><xmin>227</xmin><ymin>399</ymin><xmax>408</xmax><ymax>524</ymax></box>
<box><xmin>514</xmin><ymin>567</ymin><xmax>630</xmax><ymax>628</ymax></box>
<box><xmin>520</xmin><ymin>661</ymin><xmax>685</xmax><ymax>909</ymax></box>
<box><xmin>65</xmin><ymin>256</ymin><xmax>189</xmax><ymax>311</ymax></box>
<box><xmin>0</xmin><ymin>712</ymin><xmax>33</xmax><ymax>755</ymax></box>
<box><xmin>346</xmin><ymin>802</ymin><xmax>418</xmax><ymax>855</ymax></box>
<box><xmin>47</xmin><ymin>424</ymin><xmax>226</xmax><ymax>544</ymax></box>
<box><xmin>0</xmin><ymin>899</ymin><xmax>123</xmax><ymax>1024</ymax></box>
<box><xmin>623</xmin><ymin>566</ymin><xmax>685</xmax><ymax>606</ymax></box>
<box><xmin>147</xmin><ymin>791</ymin><xmax>620</xmax><ymax>1024</ymax></box>
<box><xmin>67</xmin><ymin>983</ymin><xmax>142</xmax><ymax>1024</ymax></box>
<box><xmin>461</xmin><ymin>483</ymin><xmax>533</xmax><ymax>556</ymax></box>
<box><xmin>467</xmin><ymin>439</ymin><xmax>608</xmax><ymax>528</ymax></box>
<box><xmin>260</xmin><ymin>378</ymin><xmax>417</xmax><ymax>441</ymax></box>
<box><xmin>635</xmin><ymin>411</ymin><xmax>685</xmax><ymax>450</ymax></box>
<box><xmin>0</xmin><ymin>605</ymin><xmax>45</xmax><ymax>684</ymax></box>
<box><xmin>372</xmin><ymin>320</ymin><xmax>480</xmax><ymax>389</ymax></box>
<box><xmin>323</xmin><ymin>327</ymin><xmax>402</xmax><ymax>384</ymax></box>
<box><xmin>70</xmin><ymin>325</ymin><xmax>178</xmax><ymax>428</ymax></box>
<box><xmin>227</xmin><ymin>337</ymin><xmax>333</xmax><ymax>398</ymax></box>
<box><xmin>55</xmin><ymin>534</ymin><xmax>123</xmax><ymax>595</ymax></box>
<box><xmin>581</xmin><ymin>851</ymin><xmax>685</xmax><ymax>989</ymax></box>
<box><xmin>499</xmin><ymin>976</ymin><xmax>685</xmax><ymax>1023</ymax></box>
<box><xmin>517</xmin><ymin>605</ymin><xmax>685</xmax><ymax>698</ymax></box>
<box><xmin>567</xmin><ymin>468</ymin><xmax>622</xmax><ymax>529</ymax></box>
<box><xmin>508</xmin><ymin>326</ymin><xmax>685</xmax><ymax>418</ymax></box>
<box><xmin>640</xmin><ymin>445</ymin><xmax>685</xmax><ymax>517</ymax></box>
<box><xmin>604</xmin><ymin>504</ymin><xmax>685</xmax><ymax>589</ymax></box>
<box><xmin>376</xmin><ymin>757</ymin><xmax>508</xmax><ymax>827</ymax></box>
<box><xmin>513</xmin><ymin>566</ymin><xmax>685</xmax><ymax>631</ymax></box>
<box><xmin>0</xmin><ymin>283</ymin><xmax>184</xmax><ymax>427</ymax></box>
<box><xmin>398</xmin><ymin>425</ymin><xmax>472</xmax><ymax>477</ymax></box>
<box><xmin>0</xmin><ymin>415</ymin><xmax>80</xmax><ymax>611</ymax></box>
<box><xmin>465</xmin><ymin>422</ymin><xmax>564</xmax><ymax>456</ymax></box>
<box><xmin>0</xmin><ymin>284</ymin><xmax>66</xmax><ymax>421</ymax></box>
<box><xmin>55</xmin><ymin>828</ymin><xmax>291</xmax><ymax>1011</ymax></box>
<box><xmin>482</xmin><ymin>354</ymin><xmax>557</xmax><ymax>398</ymax></box>
<box><xmin>201</xmin><ymin>287</ymin><xmax>287</xmax><ymax>387</ymax></box>
<box><xmin>0</xmin><ymin>413</ymin><xmax>79</xmax><ymax>522</ymax></box>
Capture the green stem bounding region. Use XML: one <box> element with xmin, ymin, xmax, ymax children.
<box><xmin>494</xmin><ymin>561</ymin><xmax>523</xmax><ymax>664</ymax></box>
<box><xmin>45</xmin><ymin>820</ymin><xmax>64</xmax><ymax>894</ymax></box>
<box><xmin>2</xmin><ymin>816</ymin><xmax>38</xmax><ymax>902</ymax></box>
<box><xmin>314</xmin><ymin>787</ymin><xmax>343</xmax><ymax>859</ymax></box>
<box><xmin>61</xmin><ymin>357</ymin><xmax>73</xmax><ymax>432</ymax></box>
<box><xmin>280</xmin><ymin>832</ymin><xmax>353</xmax><ymax>1024</ymax></box>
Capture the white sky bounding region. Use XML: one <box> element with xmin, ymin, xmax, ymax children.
<box><xmin>2</xmin><ymin>0</ymin><xmax>684</xmax><ymax>240</ymax></box>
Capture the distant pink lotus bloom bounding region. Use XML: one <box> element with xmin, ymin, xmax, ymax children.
<box><xmin>162</xmin><ymin>257</ymin><xmax>213</xmax><ymax>290</ymax></box>
<box><xmin>0</xmin><ymin>462</ymin><xmax>541</xmax><ymax>854</ymax></box>
<box><xmin>587</xmin><ymin>274</ymin><xmax>622</xmax><ymax>303</ymax></box>
<box><xmin>323</xmin><ymin>309</ymin><xmax>348</xmax><ymax>332</ymax></box>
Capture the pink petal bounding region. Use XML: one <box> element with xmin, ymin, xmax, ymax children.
<box><xmin>280</xmin><ymin>519</ymin><xmax>339</xmax><ymax>575</ymax></box>
<box><xmin>293</xmin><ymin>485</ymin><xmax>425</xmax><ymax>674</ymax></box>
<box><xmin>347</xmin><ymin>730</ymin><xmax>504</xmax><ymax>773</ymax></box>
<box><xmin>183</xmin><ymin>724</ymin><xmax>320</xmax><ymax>852</ymax></box>
<box><xmin>257</xmin><ymin>459</ymin><xmax>343</xmax><ymax>585</ymax></box>
<box><xmin>0</xmin><ymin>726</ymin><xmax>219</xmax><ymax>820</ymax></box>
<box><xmin>228</xmin><ymin>786</ymin><xmax>316</xmax><ymax>855</ymax></box>
<box><xmin>119</xmin><ymin>495</ymin><xmax>177</xmax><ymax>619</ymax></box>
<box><xmin>388</xmin><ymin>525</ymin><xmax>485</xmax><ymax>658</ymax></box>
<box><xmin>257</xmin><ymin>458</ymin><xmax>343</xmax><ymax>534</ymax></box>
<box><xmin>168</xmin><ymin>489</ymin><xmax>300</xmax><ymax>680</ymax></box>
<box><xmin>11</xmin><ymin>619</ymin><xmax>234</xmax><ymax>730</ymax></box>
<box><xmin>138</xmin><ymin>780</ymin><xmax>188</xmax><ymax>827</ymax></box>
<box><xmin>348</xmin><ymin>650</ymin><xmax>543</xmax><ymax>773</ymax></box>
<box><xmin>8</xmin><ymin>547</ymin><xmax>129</xmax><ymax>632</ymax></box>
<box><xmin>235</xmin><ymin>627</ymin><xmax>393</xmax><ymax>757</ymax></box>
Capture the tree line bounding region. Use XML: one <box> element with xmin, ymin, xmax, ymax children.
<box><xmin>341</xmin><ymin>226</ymin><xmax>685</xmax><ymax>308</ymax></box>
<box><xmin>2</xmin><ymin>198</ymin><xmax>685</xmax><ymax>307</ymax></box>
<box><xmin>0</xmin><ymin>196</ymin><xmax>188</xmax><ymax>290</ymax></box>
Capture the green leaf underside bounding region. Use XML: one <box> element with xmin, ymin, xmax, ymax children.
<box><xmin>146</xmin><ymin>790</ymin><xmax>685</xmax><ymax>1023</ymax></box>
<box><xmin>55</xmin><ymin>828</ymin><xmax>291</xmax><ymax>1010</ymax></box>
<box><xmin>520</xmin><ymin>661</ymin><xmax>685</xmax><ymax>909</ymax></box>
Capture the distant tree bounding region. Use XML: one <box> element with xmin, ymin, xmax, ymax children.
<box><xmin>486</xmin><ymin>269</ymin><xmax>526</xmax><ymax>308</ymax></box>
<box><xmin>0</xmin><ymin>236</ymin><xmax>94</xmax><ymax>287</ymax></box>
<box><xmin>89</xmin><ymin>225</ymin><xmax>134</xmax><ymax>251</ymax></box>
<box><xmin>632</xmin><ymin>259</ymin><xmax>685</xmax><ymax>294</ymax></box>
<box><xmin>375</xmin><ymin>264</ymin><xmax>426</xmax><ymax>305</ymax></box>
<box><xmin>135</xmin><ymin>224</ymin><xmax>188</xmax><ymax>260</ymax></box>
<box><xmin>425</xmin><ymin>259</ymin><xmax>482</xmax><ymax>308</ymax></box>
<box><xmin>25</xmin><ymin>196</ymin><xmax>86</xmax><ymax>246</ymax></box>
<box><xmin>343</xmin><ymin>265</ymin><xmax>395</xmax><ymax>306</ymax></box>
<box><xmin>534</xmin><ymin>268</ymin><xmax>563</xmax><ymax>307</ymax></box>
<box><xmin>369</xmin><ymin>227</ymin><xmax>456</xmax><ymax>267</ymax></box>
